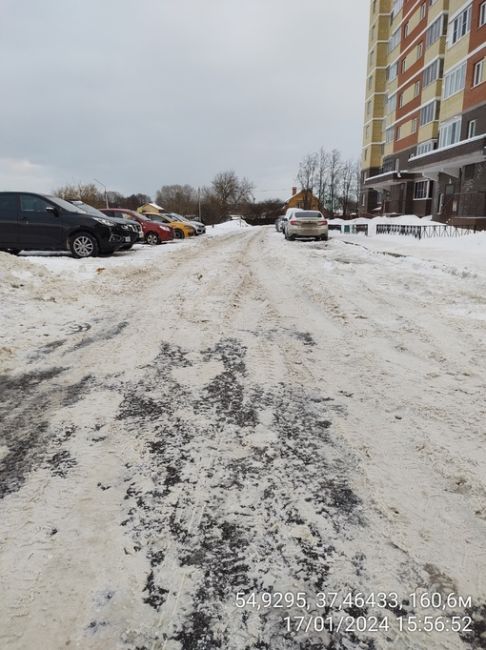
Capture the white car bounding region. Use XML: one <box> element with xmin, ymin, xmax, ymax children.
<box><xmin>283</xmin><ymin>209</ymin><xmax>328</xmax><ymax>241</ymax></box>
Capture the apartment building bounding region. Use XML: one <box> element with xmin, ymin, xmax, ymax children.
<box><xmin>361</xmin><ymin>0</ymin><xmax>486</xmax><ymax>223</ymax></box>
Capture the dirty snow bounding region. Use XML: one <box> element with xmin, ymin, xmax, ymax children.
<box><xmin>1</xmin><ymin>222</ymin><xmax>485</xmax><ymax>650</ymax></box>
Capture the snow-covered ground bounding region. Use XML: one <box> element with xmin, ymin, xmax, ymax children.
<box><xmin>1</xmin><ymin>223</ymin><xmax>485</xmax><ymax>650</ymax></box>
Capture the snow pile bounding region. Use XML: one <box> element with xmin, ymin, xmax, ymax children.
<box><xmin>205</xmin><ymin>219</ymin><xmax>250</xmax><ymax>237</ymax></box>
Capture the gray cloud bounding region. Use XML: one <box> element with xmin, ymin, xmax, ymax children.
<box><xmin>0</xmin><ymin>0</ymin><xmax>369</xmax><ymax>200</ymax></box>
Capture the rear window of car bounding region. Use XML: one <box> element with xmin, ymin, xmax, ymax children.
<box><xmin>295</xmin><ymin>211</ymin><xmax>322</xmax><ymax>219</ymax></box>
<box><xmin>0</xmin><ymin>194</ymin><xmax>17</xmax><ymax>217</ymax></box>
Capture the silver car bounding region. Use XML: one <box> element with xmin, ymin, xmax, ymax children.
<box><xmin>284</xmin><ymin>209</ymin><xmax>328</xmax><ymax>241</ymax></box>
<box><xmin>168</xmin><ymin>213</ymin><xmax>206</xmax><ymax>235</ymax></box>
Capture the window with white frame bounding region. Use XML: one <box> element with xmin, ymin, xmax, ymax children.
<box><xmin>387</xmin><ymin>62</ymin><xmax>398</xmax><ymax>81</ymax></box>
<box><xmin>467</xmin><ymin>120</ymin><xmax>477</xmax><ymax>138</ymax></box>
<box><xmin>473</xmin><ymin>59</ymin><xmax>484</xmax><ymax>87</ymax></box>
<box><xmin>420</xmin><ymin>101</ymin><xmax>438</xmax><ymax>126</ymax></box>
<box><xmin>392</xmin><ymin>0</ymin><xmax>404</xmax><ymax>20</ymax></box>
<box><xmin>426</xmin><ymin>15</ymin><xmax>446</xmax><ymax>47</ymax></box>
<box><xmin>449</xmin><ymin>4</ymin><xmax>472</xmax><ymax>46</ymax></box>
<box><xmin>423</xmin><ymin>58</ymin><xmax>443</xmax><ymax>86</ymax></box>
<box><xmin>388</xmin><ymin>93</ymin><xmax>397</xmax><ymax>113</ymax></box>
<box><xmin>480</xmin><ymin>2</ymin><xmax>486</xmax><ymax>27</ymax></box>
<box><xmin>386</xmin><ymin>127</ymin><xmax>395</xmax><ymax>143</ymax></box>
<box><xmin>416</xmin><ymin>140</ymin><xmax>436</xmax><ymax>156</ymax></box>
<box><xmin>389</xmin><ymin>28</ymin><xmax>401</xmax><ymax>52</ymax></box>
<box><xmin>443</xmin><ymin>62</ymin><xmax>466</xmax><ymax>98</ymax></box>
<box><xmin>438</xmin><ymin>118</ymin><xmax>462</xmax><ymax>147</ymax></box>
<box><xmin>414</xmin><ymin>180</ymin><xmax>430</xmax><ymax>199</ymax></box>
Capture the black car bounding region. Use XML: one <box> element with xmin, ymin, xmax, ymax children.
<box><xmin>68</xmin><ymin>200</ymin><xmax>143</xmax><ymax>250</ymax></box>
<box><xmin>0</xmin><ymin>192</ymin><xmax>136</xmax><ymax>258</ymax></box>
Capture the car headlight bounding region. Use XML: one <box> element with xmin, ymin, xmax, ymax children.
<box><xmin>93</xmin><ymin>217</ymin><xmax>115</xmax><ymax>227</ymax></box>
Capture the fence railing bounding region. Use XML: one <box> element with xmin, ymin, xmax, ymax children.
<box><xmin>330</xmin><ymin>224</ymin><xmax>369</xmax><ymax>235</ymax></box>
<box><xmin>375</xmin><ymin>224</ymin><xmax>478</xmax><ymax>239</ymax></box>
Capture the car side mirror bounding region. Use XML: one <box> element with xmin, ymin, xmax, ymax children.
<box><xmin>46</xmin><ymin>206</ymin><xmax>60</xmax><ymax>217</ymax></box>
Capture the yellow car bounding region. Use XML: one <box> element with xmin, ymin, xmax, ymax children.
<box><xmin>143</xmin><ymin>212</ymin><xmax>195</xmax><ymax>239</ymax></box>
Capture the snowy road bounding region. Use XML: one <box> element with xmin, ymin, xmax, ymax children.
<box><xmin>1</xmin><ymin>227</ymin><xmax>485</xmax><ymax>650</ymax></box>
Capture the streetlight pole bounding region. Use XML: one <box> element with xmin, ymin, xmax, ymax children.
<box><xmin>94</xmin><ymin>178</ymin><xmax>109</xmax><ymax>208</ymax></box>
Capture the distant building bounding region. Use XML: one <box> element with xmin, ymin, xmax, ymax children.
<box><xmin>138</xmin><ymin>202</ymin><xmax>165</xmax><ymax>215</ymax></box>
<box><xmin>283</xmin><ymin>187</ymin><xmax>321</xmax><ymax>211</ymax></box>
<box><xmin>361</xmin><ymin>0</ymin><xmax>486</xmax><ymax>224</ymax></box>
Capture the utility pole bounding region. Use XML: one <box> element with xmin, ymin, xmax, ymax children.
<box><xmin>197</xmin><ymin>187</ymin><xmax>202</xmax><ymax>222</ymax></box>
<box><xmin>94</xmin><ymin>178</ymin><xmax>109</xmax><ymax>208</ymax></box>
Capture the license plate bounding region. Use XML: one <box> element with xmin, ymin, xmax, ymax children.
<box><xmin>124</xmin><ymin>236</ymin><xmax>131</xmax><ymax>242</ymax></box>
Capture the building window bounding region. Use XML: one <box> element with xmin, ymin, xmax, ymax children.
<box><xmin>426</xmin><ymin>15</ymin><xmax>446</xmax><ymax>48</ymax></box>
<box><xmin>387</xmin><ymin>62</ymin><xmax>398</xmax><ymax>81</ymax></box>
<box><xmin>438</xmin><ymin>118</ymin><xmax>462</xmax><ymax>148</ymax></box>
<box><xmin>417</xmin><ymin>42</ymin><xmax>423</xmax><ymax>58</ymax></box>
<box><xmin>423</xmin><ymin>58</ymin><xmax>443</xmax><ymax>86</ymax></box>
<box><xmin>389</xmin><ymin>28</ymin><xmax>401</xmax><ymax>52</ymax></box>
<box><xmin>386</xmin><ymin>127</ymin><xmax>395</xmax><ymax>143</ymax></box>
<box><xmin>473</xmin><ymin>59</ymin><xmax>484</xmax><ymax>87</ymax></box>
<box><xmin>414</xmin><ymin>180</ymin><xmax>430</xmax><ymax>199</ymax></box>
<box><xmin>443</xmin><ymin>62</ymin><xmax>466</xmax><ymax>98</ymax></box>
<box><xmin>392</xmin><ymin>0</ymin><xmax>404</xmax><ymax>20</ymax></box>
<box><xmin>416</xmin><ymin>140</ymin><xmax>436</xmax><ymax>156</ymax></box>
<box><xmin>387</xmin><ymin>93</ymin><xmax>397</xmax><ymax>113</ymax></box>
<box><xmin>420</xmin><ymin>3</ymin><xmax>427</xmax><ymax>18</ymax></box>
<box><xmin>467</xmin><ymin>120</ymin><xmax>477</xmax><ymax>138</ymax></box>
<box><xmin>404</xmin><ymin>22</ymin><xmax>409</xmax><ymax>38</ymax></box>
<box><xmin>420</xmin><ymin>101</ymin><xmax>438</xmax><ymax>126</ymax></box>
<box><xmin>368</xmin><ymin>75</ymin><xmax>373</xmax><ymax>90</ymax></box>
<box><xmin>450</xmin><ymin>5</ymin><xmax>472</xmax><ymax>46</ymax></box>
<box><xmin>411</xmin><ymin>118</ymin><xmax>418</xmax><ymax>133</ymax></box>
<box><xmin>480</xmin><ymin>2</ymin><xmax>486</xmax><ymax>27</ymax></box>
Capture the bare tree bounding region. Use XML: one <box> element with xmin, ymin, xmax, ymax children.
<box><xmin>155</xmin><ymin>184</ymin><xmax>197</xmax><ymax>215</ymax></box>
<box><xmin>211</xmin><ymin>170</ymin><xmax>254</xmax><ymax>219</ymax></box>
<box><xmin>53</xmin><ymin>183</ymin><xmax>105</xmax><ymax>207</ymax></box>
<box><xmin>327</xmin><ymin>149</ymin><xmax>342</xmax><ymax>217</ymax></box>
<box><xmin>316</xmin><ymin>148</ymin><xmax>330</xmax><ymax>212</ymax></box>
<box><xmin>296</xmin><ymin>153</ymin><xmax>318</xmax><ymax>209</ymax></box>
<box><xmin>340</xmin><ymin>159</ymin><xmax>355</xmax><ymax>218</ymax></box>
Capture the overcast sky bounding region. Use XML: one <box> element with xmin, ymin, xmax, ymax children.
<box><xmin>0</xmin><ymin>0</ymin><xmax>369</xmax><ymax>201</ymax></box>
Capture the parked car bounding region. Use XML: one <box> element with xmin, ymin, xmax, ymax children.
<box><xmin>101</xmin><ymin>208</ymin><xmax>174</xmax><ymax>245</ymax></box>
<box><xmin>283</xmin><ymin>209</ymin><xmax>328</xmax><ymax>241</ymax></box>
<box><xmin>0</xmin><ymin>192</ymin><xmax>134</xmax><ymax>258</ymax></box>
<box><xmin>144</xmin><ymin>213</ymin><xmax>196</xmax><ymax>239</ymax></box>
<box><xmin>166</xmin><ymin>212</ymin><xmax>206</xmax><ymax>235</ymax></box>
<box><xmin>69</xmin><ymin>200</ymin><xmax>142</xmax><ymax>249</ymax></box>
<box><xmin>275</xmin><ymin>215</ymin><xmax>285</xmax><ymax>232</ymax></box>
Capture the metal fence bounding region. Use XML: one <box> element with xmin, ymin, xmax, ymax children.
<box><xmin>375</xmin><ymin>224</ymin><xmax>478</xmax><ymax>239</ymax></box>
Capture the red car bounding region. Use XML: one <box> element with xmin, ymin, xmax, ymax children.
<box><xmin>101</xmin><ymin>208</ymin><xmax>174</xmax><ymax>245</ymax></box>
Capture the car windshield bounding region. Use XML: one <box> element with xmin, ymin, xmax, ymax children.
<box><xmin>295</xmin><ymin>211</ymin><xmax>323</xmax><ymax>219</ymax></box>
<box><xmin>48</xmin><ymin>196</ymin><xmax>91</xmax><ymax>214</ymax></box>
<box><xmin>69</xmin><ymin>200</ymin><xmax>107</xmax><ymax>218</ymax></box>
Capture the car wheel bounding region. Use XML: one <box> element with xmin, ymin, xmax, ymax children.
<box><xmin>322</xmin><ymin>235</ymin><xmax>329</xmax><ymax>241</ymax></box>
<box><xmin>69</xmin><ymin>232</ymin><xmax>99</xmax><ymax>258</ymax></box>
<box><xmin>145</xmin><ymin>232</ymin><xmax>160</xmax><ymax>246</ymax></box>
<box><xmin>121</xmin><ymin>244</ymin><xmax>134</xmax><ymax>250</ymax></box>
<box><xmin>7</xmin><ymin>249</ymin><xmax>21</xmax><ymax>255</ymax></box>
<box><xmin>174</xmin><ymin>229</ymin><xmax>185</xmax><ymax>239</ymax></box>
